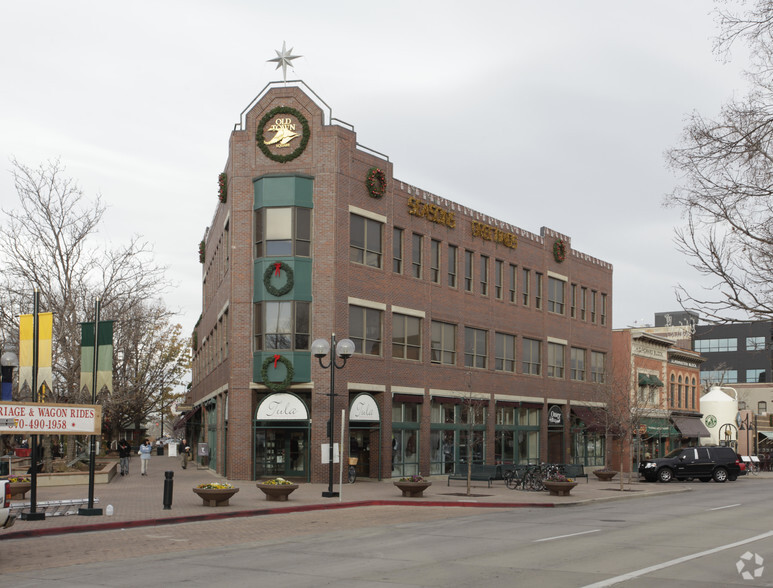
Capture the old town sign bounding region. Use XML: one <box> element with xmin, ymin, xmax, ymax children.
<box><xmin>257</xmin><ymin>106</ymin><xmax>310</xmax><ymax>163</ymax></box>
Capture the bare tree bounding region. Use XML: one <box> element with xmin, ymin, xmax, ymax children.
<box><xmin>460</xmin><ymin>372</ymin><xmax>487</xmax><ymax>496</ymax></box>
<box><xmin>665</xmin><ymin>1</ymin><xmax>773</xmax><ymax>323</ymax></box>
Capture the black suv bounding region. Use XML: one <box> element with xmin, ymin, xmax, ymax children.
<box><xmin>639</xmin><ymin>447</ymin><xmax>742</xmax><ymax>483</ymax></box>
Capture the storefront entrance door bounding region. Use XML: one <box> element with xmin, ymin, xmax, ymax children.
<box><xmin>256</xmin><ymin>429</ymin><xmax>307</xmax><ymax>478</ymax></box>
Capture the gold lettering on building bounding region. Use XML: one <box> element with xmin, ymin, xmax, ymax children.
<box><xmin>471</xmin><ymin>221</ymin><xmax>518</xmax><ymax>249</ymax></box>
<box><xmin>264</xmin><ymin>118</ymin><xmax>300</xmax><ymax>148</ymax></box>
<box><xmin>407</xmin><ymin>197</ymin><xmax>456</xmax><ymax>228</ymax></box>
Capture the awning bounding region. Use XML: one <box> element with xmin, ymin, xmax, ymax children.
<box><xmin>637</xmin><ymin>374</ymin><xmax>664</xmax><ymax>388</ymax></box>
<box><xmin>758</xmin><ymin>431</ymin><xmax>773</xmax><ymax>444</ymax></box>
<box><xmin>649</xmin><ymin>375</ymin><xmax>664</xmax><ymax>387</ymax></box>
<box><xmin>173</xmin><ymin>405</ymin><xmax>201</xmax><ymax>430</ymax></box>
<box><xmin>571</xmin><ymin>406</ymin><xmax>605</xmax><ymax>433</ymax></box>
<box><xmin>639</xmin><ymin>417</ymin><xmax>677</xmax><ymax>437</ymax></box>
<box><xmin>671</xmin><ymin>416</ymin><xmax>711</xmax><ymax>438</ymax></box>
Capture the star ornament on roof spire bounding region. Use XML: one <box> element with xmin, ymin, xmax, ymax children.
<box><xmin>268</xmin><ymin>41</ymin><xmax>301</xmax><ymax>83</ymax></box>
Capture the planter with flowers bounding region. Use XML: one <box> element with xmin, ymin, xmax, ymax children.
<box><xmin>592</xmin><ymin>468</ymin><xmax>618</xmax><ymax>481</ymax></box>
<box><xmin>543</xmin><ymin>473</ymin><xmax>577</xmax><ymax>496</ymax></box>
<box><xmin>393</xmin><ymin>475</ymin><xmax>432</xmax><ymax>497</ymax></box>
<box><xmin>6</xmin><ymin>476</ymin><xmax>31</xmax><ymax>499</ymax></box>
<box><xmin>192</xmin><ymin>482</ymin><xmax>239</xmax><ymax>506</ymax></box>
<box><xmin>257</xmin><ymin>477</ymin><xmax>299</xmax><ymax>501</ymax></box>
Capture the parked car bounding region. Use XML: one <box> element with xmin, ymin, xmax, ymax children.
<box><xmin>639</xmin><ymin>446</ymin><xmax>742</xmax><ymax>483</ymax></box>
<box><xmin>0</xmin><ymin>480</ymin><xmax>16</xmax><ymax>529</ymax></box>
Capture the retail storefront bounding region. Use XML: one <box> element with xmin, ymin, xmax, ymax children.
<box><xmin>348</xmin><ymin>393</ymin><xmax>381</xmax><ymax>480</ymax></box>
<box><xmin>254</xmin><ymin>392</ymin><xmax>310</xmax><ymax>480</ymax></box>
<box><xmin>570</xmin><ymin>406</ymin><xmax>606</xmax><ymax>467</ymax></box>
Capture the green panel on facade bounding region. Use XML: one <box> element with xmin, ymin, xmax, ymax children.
<box><xmin>254</xmin><ymin>176</ymin><xmax>313</xmax><ymax>209</ymax></box>
<box><xmin>254</xmin><ymin>258</ymin><xmax>312</xmax><ymax>302</ymax></box>
<box><xmin>253</xmin><ymin>351</ymin><xmax>311</xmax><ymax>384</ymax></box>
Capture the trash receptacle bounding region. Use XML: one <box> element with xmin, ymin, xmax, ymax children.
<box><xmin>156</xmin><ymin>446</ymin><xmax>164</xmax><ymax>456</ymax></box>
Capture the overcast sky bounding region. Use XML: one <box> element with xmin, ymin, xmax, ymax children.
<box><xmin>0</xmin><ymin>1</ymin><xmax>750</xmax><ymax>335</ymax></box>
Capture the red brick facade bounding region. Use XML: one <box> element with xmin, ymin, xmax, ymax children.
<box><xmin>189</xmin><ymin>84</ymin><xmax>614</xmax><ymax>482</ymax></box>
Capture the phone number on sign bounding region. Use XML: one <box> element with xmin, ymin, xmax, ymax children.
<box><xmin>6</xmin><ymin>418</ymin><xmax>71</xmax><ymax>431</ymax></box>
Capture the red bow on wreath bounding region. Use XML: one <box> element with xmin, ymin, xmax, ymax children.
<box><xmin>273</xmin><ymin>354</ymin><xmax>281</xmax><ymax>368</ymax></box>
<box><xmin>274</xmin><ymin>262</ymin><xmax>282</xmax><ymax>277</ymax></box>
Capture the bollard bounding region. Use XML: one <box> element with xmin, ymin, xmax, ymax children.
<box><xmin>163</xmin><ymin>470</ymin><xmax>174</xmax><ymax>510</ymax></box>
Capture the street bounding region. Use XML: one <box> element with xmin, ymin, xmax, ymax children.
<box><xmin>2</xmin><ymin>479</ymin><xmax>773</xmax><ymax>587</ymax></box>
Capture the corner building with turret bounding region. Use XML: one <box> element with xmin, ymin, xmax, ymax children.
<box><xmin>188</xmin><ymin>82</ymin><xmax>614</xmax><ymax>483</ymax></box>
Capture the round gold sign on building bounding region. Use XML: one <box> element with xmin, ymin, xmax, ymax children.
<box><xmin>256</xmin><ymin>106</ymin><xmax>310</xmax><ymax>163</ymax></box>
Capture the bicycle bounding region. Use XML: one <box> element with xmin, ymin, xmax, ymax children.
<box><xmin>748</xmin><ymin>458</ymin><xmax>760</xmax><ymax>476</ymax></box>
<box><xmin>347</xmin><ymin>457</ymin><xmax>358</xmax><ymax>483</ymax></box>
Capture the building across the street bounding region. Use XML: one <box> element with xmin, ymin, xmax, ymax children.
<box><xmin>692</xmin><ymin>321</ymin><xmax>773</xmax><ymax>386</ymax></box>
<box><xmin>186</xmin><ymin>81</ymin><xmax>613</xmax><ymax>482</ymax></box>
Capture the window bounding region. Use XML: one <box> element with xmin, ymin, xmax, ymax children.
<box><xmin>255</xmin><ymin>207</ymin><xmax>311</xmax><ymax>257</ymax></box>
<box><xmin>522</xmin><ymin>338</ymin><xmax>541</xmax><ymax>375</ymax></box>
<box><xmin>350</xmin><ymin>214</ymin><xmax>383</xmax><ymax>268</ymax></box>
<box><xmin>522</xmin><ymin>268</ymin><xmax>530</xmax><ymax>305</ymax></box>
<box><xmin>480</xmin><ymin>255</ymin><xmax>489</xmax><ymax>296</ymax></box>
<box><xmin>494</xmin><ymin>260</ymin><xmax>504</xmax><ymax>299</ymax></box>
<box><xmin>254</xmin><ymin>301</ymin><xmax>310</xmax><ymax>351</ymax></box>
<box><xmin>412</xmin><ymin>233</ymin><xmax>423</xmax><ymax>279</ymax></box>
<box><xmin>547</xmin><ymin>277</ymin><xmax>565</xmax><ymax>314</ymax></box>
<box><xmin>464</xmin><ymin>327</ymin><xmax>488</xmax><ymax>369</ymax></box>
<box><xmin>547</xmin><ymin>342</ymin><xmax>565</xmax><ymax>379</ymax></box>
<box><xmin>691</xmin><ymin>377</ymin><xmax>696</xmax><ymax>408</ymax></box>
<box><xmin>580</xmin><ymin>287</ymin><xmax>587</xmax><ymax>320</ymax></box>
<box><xmin>746</xmin><ymin>336</ymin><xmax>766</xmax><ymax>351</ymax></box>
<box><xmin>464</xmin><ymin>250</ymin><xmax>474</xmax><ymax>292</ymax></box>
<box><xmin>600</xmin><ymin>294</ymin><xmax>607</xmax><ymax>326</ymax></box>
<box><xmin>591</xmin><ymin>290</ymin><xmax>597</xmax><ymax>323</ymax></box>
<box><xmin>392</xmin><ymin>314</ymin><xmax>422</xmax><ymax>361</ymax></box>
<box><xmin>349</xmin><ymin>305</ymin><xmax>382</xmax><ymax>355</ymax></box>
<box><xmin>700</xmin><ymin>369</ymin><xmax>738</xmax><ymax>384</ymax></box>
<box><xmin>590</xmin><ymin>351</ymin><xmax>606</xmax><ymax>383</ymax></box>
<box><xmin>508</xmin><ymin>264</ymin><xmax>517</xmax><ymax>303</ymax></box>
<box><xmin>570</xmin><ymin>347</ymin><xmax>585</xmax><ymax>381</ymax></box>
<box><xmin>747</xmin><ymin>369</ymin><xmax>766</xmax><ymax>383</ymax></box>
<box><xmin>431</xmin><ymin>321</ymin><xmax>456</xmax><ymax>365</ymax></box>
<box><xmin>447</xmin><ymin>245</ymin><xmax>458</xmax><ymax>288</ymax></box>
<box><xmin>678</xmin><ymin>375</ymin><xmax>683</xmax><ymax>408</ymax></box>
<box><xmin>759</xmin><ymin>401</ymin><xmax>768</xmax><ymax>414</ymax></box>
<box><xmin>495</xmin><ymin>333</ymin><xmax>516</xmax><ymax>372</ymax></box>
<box><xmin>393</xmin><ymin>227</ymin><xmax>403</xmax><ymax>274</ymax></box>
<box><xmin>570</xmin><ymin>284</ymin><xmax>577</xmax><ymax>318</ymax></box>
<box><xmin>694</xmin><ymin>338</ymin><xmax>738</xmax><ymax>352</ymax></box>
<box><xmin>670</xmin><ymin>374</ymin><xmax>675</xmax><ymax>406</ymax></box>
<box><xmin>535</xmin><ymin>273</ymin><xmax>543</xmax><ymax>310</ymax></box>
<box><xmin>430</xmin><ymin>239</ymin><xmax>440</xmax><ymax>283</ymax></box>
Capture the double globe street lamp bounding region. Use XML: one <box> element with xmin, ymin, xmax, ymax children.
<box><xmin>311</xmin><ymin>334</ymin><xmax>355</xmax><ymax>498</ymax></box>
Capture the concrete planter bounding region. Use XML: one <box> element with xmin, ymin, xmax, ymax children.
<box><xmin>543</xmin><ymin>481</ymin><xmax>578</xmax><ymax>496</ymax></box>
<box><xmin>8</xmin><ymin>482</ymin><xmax>31</xmax><ymax>498</ymax></box>
<box><xmin>192</xmin><ymin>487</ymin><xmax>239</xmax><ymax>506</ymax></box>
<box><xmin>592</xmin><ymin>470</ymin><xmax>618</xmax><ymax>481</ymax></box>
<box><xmin>393</xmin><ymin>481</ymin><xmax>432</xmax><ymax>497</ymax></box>
<box><xmin>257</xmin><ymin>483</ymin><xmax>299</xmax><ymax>501</ymax></box>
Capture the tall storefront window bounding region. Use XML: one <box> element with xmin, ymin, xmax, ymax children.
<box><xmin>430</xmin><ymin>399</ymin><xmax>487</xmax><ymax>474</ymax></box>
<box><xmin>392</xmin><ymin>400</ymin><xmax>420</xmax><ymax>477</ymax></box>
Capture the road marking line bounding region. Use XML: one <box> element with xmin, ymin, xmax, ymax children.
<box><xmin>582</xmin><ymin>530</ymin><xmax>773</xmax><ymax>587</ymax></box>
<box><xmin>708</xmin><ymin>503</ymin><xmax>741</xmax><ymax>511</ymax></box>
<box><xmin>534</xmin><ymin>529</ymin><xmax>600</xmax><ymax>543</ymax></box>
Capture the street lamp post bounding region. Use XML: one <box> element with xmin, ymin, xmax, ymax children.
<box><xmin>311</xmin><ymin>333</ymin><xmax>354</xmax><ymax>498</ymax></box>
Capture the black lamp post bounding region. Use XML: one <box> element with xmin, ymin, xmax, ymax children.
<box><xmin>311</xmin><ymin>333</ymin><xmax>354</xmax><ymax>498</ymax></box>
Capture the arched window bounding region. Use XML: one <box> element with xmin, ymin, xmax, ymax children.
<box><xmin>678</xmin><ymin>375</ymin><xmax>683</xmax><ymax>408</ymax></box>
<box><xmin>670</xmin><ymin>374</ymin><xmax>676</xmax><ymax>407</ymax></box>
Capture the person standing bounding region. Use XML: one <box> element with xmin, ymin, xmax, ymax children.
<box><xmin>117</xmin><ymin>439</ymin><xmax>131</xmax><ymax>476</ymax></box>
<box><xmin>179</xmin><ymin>439</ymin><xmax>190</xmax><ymax>469</ymax></box>
<box><xmin>139</xmin><ymin>438</ymin><xmax>152</xmax><ymax>476</ymax></box>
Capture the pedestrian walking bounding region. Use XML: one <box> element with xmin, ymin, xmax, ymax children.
<box><xmin>117</xmin><ymin>439</ymin><xmax>131</xmax><ymax>476</ymax></box>
<box><xmin>139</xmin><ymin>438</ymin><xmax>152</xmax><ymax>476</ymax></box>
<box><xmin>179</xmin><ymin>439</ymin><xmax>190</xmax><ymax>469</ymax></box>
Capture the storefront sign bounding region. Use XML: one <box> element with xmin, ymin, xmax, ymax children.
<box><xmin>0</xmin><ymin>402</ymin><xmax>101</xmax><ymax>435</ymax></box>
<box><xmin>548</xmin><ymin>405</ymin><xmax>563</xmax><ymax>426</ymax></box>
<box><xmin>350</xmin><ymin>393</ymin><xmax>380</xmax><ymax>422</ymax></box>
<box><xmin>407</xmin><ymin>196</ymin><xmax>456</xmax><ymax>228</ymax></box>
<box><xmin>256</xmin><ymin>393</ymin><xmax>308</xmax><ymax>420</ymax></box>
<box><xmin>471</xmin><ymin>221</ymin><xmax>518</xmax><ymax>249</ymax></box>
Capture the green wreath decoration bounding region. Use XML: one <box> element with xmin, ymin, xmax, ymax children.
<box><xmin>261</xmin><ymin>354</ymin><xmax>294</xmax><ymax>392</ymax></box>
<box><xmin>218</xmin><ymin>172</ymin><xmax>227</xmax><ymax>203</ymax></box>
<box><xmin>553</xmin><ymin>239</ymin><xmax>566</xmax><ymax>263</ymax></box>
<box><xmin>365</xmin><ymin>167</ymin><xmax>387</xmax><ymax>198</ymax></box>
<box><xmin>256</xmin><ymin>106</ymin><xmax>310</xmax><ymax>163</ymax></box>
<box><xmin>199</xmin><ymin>240</ymin><xmax>206</xmax><ymax>264</ymax></box>
<box><xmin>263</xmin><ymin>262</ymin><xmax>294</xmax><ymax>297</ymax></box>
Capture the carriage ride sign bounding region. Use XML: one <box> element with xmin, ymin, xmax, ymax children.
<box><xmin>0</xmin><ymin>401</ymin><xmax>102</xmax><ymax>435</ymax></box>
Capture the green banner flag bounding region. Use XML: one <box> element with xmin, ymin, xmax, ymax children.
<box><xmin>80</xmin><ymin>320</ymin><xmax>114</xmax><ymax>397</ymax></box>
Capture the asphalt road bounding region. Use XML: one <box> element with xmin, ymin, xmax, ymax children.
<box><xmin>3</xmin><ymin>479</ymin><xmax>773</xmax><ymax>587</ymax></box>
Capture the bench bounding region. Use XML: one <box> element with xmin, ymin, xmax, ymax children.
<box><xmin>563</xmin><ymin>464</ymin><xmax>588</xmax><ymax>483</ymax></box>
<box><xmin>447</xmin><ymin>464</ymin><xmax>500</xmax><ymax>487</ymax></box>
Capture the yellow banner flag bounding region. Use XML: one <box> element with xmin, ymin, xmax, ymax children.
<box><xmin>18</xmin><ymin>313</ymin><xmax>53</xmax><ymax>400</ymax></box>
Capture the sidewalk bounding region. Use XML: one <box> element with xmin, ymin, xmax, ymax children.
<box><xmin>3</xmin><ymin>456</ymin><xmax>752</xmax><ymax>541</ymax></box>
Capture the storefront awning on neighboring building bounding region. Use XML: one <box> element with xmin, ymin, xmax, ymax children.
<box><xmin>639</xmin><ymin>417</ymin><xmax>677</xmax><ymax>437</ymax></box>
<box><xmin>173</xmin><ymin>405</ymin><xmax>201</xmax><ymax>430</ymax></box>
<box><xmin>637</xmin><ymin>373</ymin><xmax>664</xmax><ymax>387</ymax></box>
<box><xmin>758</xmin><ymin>431</ymin><xmax>773</xmax><ymax>444</ymax></box>
<box><xmin>671</xmin><ymin>416</ymin><xmax>711</xmax><ymax>438</ymax></box>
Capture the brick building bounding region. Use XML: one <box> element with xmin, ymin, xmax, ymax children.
<box><xmin>188</xmin><ymin>82</ymin><xmax>614</xmax><ymax>482</ymax></box>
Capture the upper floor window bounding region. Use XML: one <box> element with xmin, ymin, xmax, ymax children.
<box><xmin>447</xmin><ymin>245</ymin><xmax>458</xmax><ymax>288</ymax></box>
<box><xmin>464</xmin><ymin>327</ymin><xmax>488</xmax><ymax>369</ymax></box>
<box><xmin>694</xmin><ymin>338</ymin><xmax>738</xmax><ymax>353</ymax></box>
<box><xmin>747</xmin><ymin>369</ymin><xmax>766</xmax><ymax>383</ymax></box>
<box><xmin>570</xmin><ymin>284</ymin><xmax>577</xmax><ymax>318</ymax></box>
<box><xmin>464</xmin><ymin>250</ymin><xmax>474</xmax><ymax>292</ymax></box>
<box><xmin>547</xmin><ymin>277</ymin><xmax>565</xmax><ymax>315</ymax></box>
<box><xmin>412</xmin><ymin>233</ymin><xmax>423</xmax><ymax>279</ymax></box>
<box><xmin>255</xmin><ymin>207</ymin><xmax>311</xmax><ymax>257</ymax></box>
<box><xmin>393</xmin><ymin>227</ymin><xmax>403</xmax><ymax>274</ymax></box>
<box><xmin>508</xmin><ymin>264</ymin><xmax>517</xmax><ymax>303</ymax></box>
<box><xmin>495</xmin><ymin>260</ymin><xmax>504</xmax><ymax>300</ymax></box>
<box><xmin>350</xmin><ymin>214</ymin><xmax>383</xmax><ymax>268</ymax></box>
<box><xmin>522</xmin><ymin>268</ymin><xmax>530</xmax><ymax>306</ymax></box>
<box><xmin>430</xmin><ymin>239</ymin><xmax>440</xmax><ymax>283</ymax></box>
<box><xmin>570</xmin><ymin>347</ymin><xmax>585</xmax><ymax>381</ymax></box>
<box><xmin>590</xmin><ymin>351</ymin><xmax>605</xmax><ymax>383</ymax></box>
<box><xmin>759</xmin><ymin>401</ymin><xmax>768</xmax><ymax>414</ymax></box>
<box><xmin>349</xmin><ymin>305</ymin><xmax>382</xmax><ymax>355</ymax></box>
<box><xmin>535</xmin><ymin>273</ymin><xmax>543</xmax><ymax>310</ymax></box>
<box><xmin>600</xmin><ymin>293</ymin><xmax>607</xmax><ymax>326</ymax></box>
<box><xmin>522</xmin><ymin>338</ymin><xmax>541</xmax><ymax>375</ymax></box>
<box><xmin>746</xmin><ymin>336</ymin><xmax>766</xmax><ymax>351</ymax></box>
<box><xmin>393</xmin><ymin>313</ymin><xmax>422</xmax><ymax>361</ymax></box>
<box><xmin>580</xmin><ymin>287</ymin><xmax>587</xmax><ymax>321</ymax></box>
<box><xmin>547</xmin><ymin>342</ymin><xmax>565</xmax><ymax>379</ymax></box>
<box><xmin>254</xmin><ymin>301</ymin><xmax>310</xmax><ymax>351</ymax></box>
<box><xmin>495</xmin><ymin>332</ymin><xmax>516</xmax><ymax>372</ymax></box>
<box><xmin>431</xmin><ymin>321</ymin><xmax>456</xmax><ymax>365</ymax></box>
<box><xmin>590</xmin><ymin>290</ymin><xmax>597</xmax><ymax>323</ymax></box>
<box><xmin>480</xmin><ymin>255</ymin><xmax>489</xmax><ymax>296</ymax></box>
